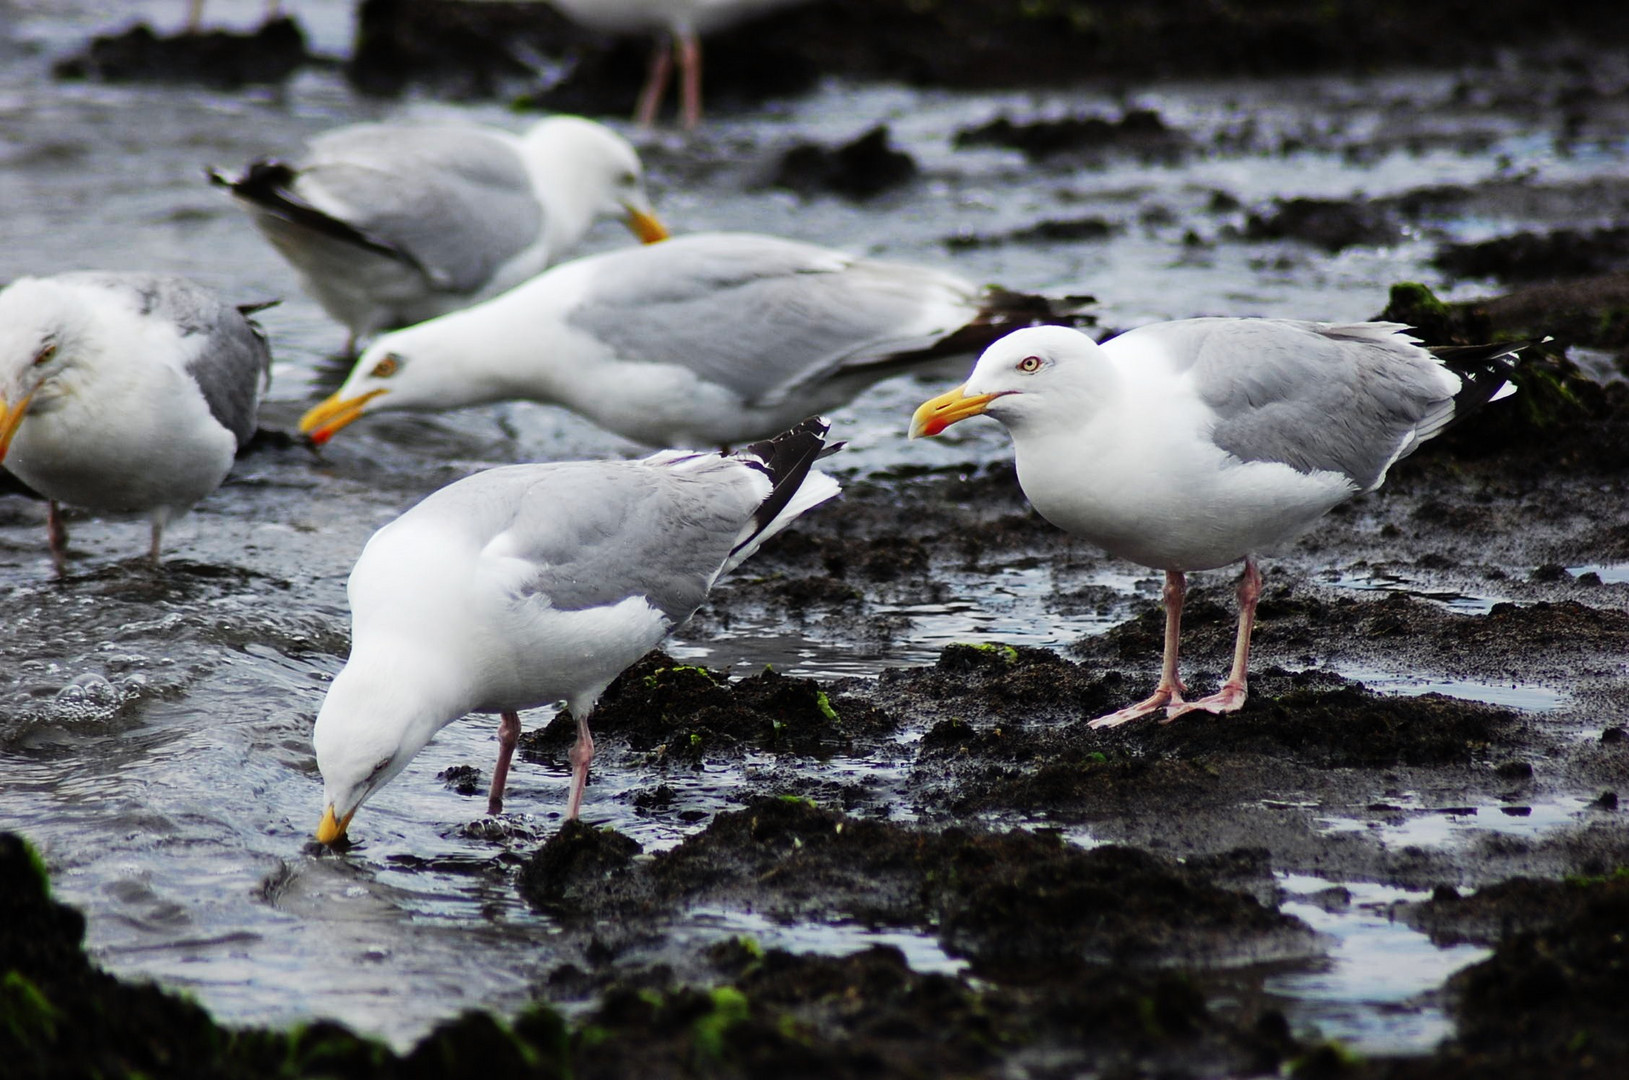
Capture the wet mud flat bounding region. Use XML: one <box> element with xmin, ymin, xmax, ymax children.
<box><xmin>7</xmin><ymin>3</ymin><xmax>1629</xmax><ymax>1075</ymax></box>
<box><xmin>9</xmin><ymin>343</ymin><xmax>1628</xmax><ymax>1077</ymax></box>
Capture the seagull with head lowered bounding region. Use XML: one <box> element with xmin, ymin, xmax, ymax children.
<box><xmin>0</xmin><ymin>272</ymin><xmax>272</xmax><ymax>574</ymax></box>
<box><xmin>910</xmin><ymin>319</ymin><xmax>1531</xmax><ymax>728</ymax></box>
<box><xmin>312</xmin><ymin>417</ymin><xmax>841</xmax><ymax>845</ymax></box>
<box><xmin>211</xmin><ymin>115</ymin><xmax>668</xmax><ymax>352</ymax></box>
<box><xmin>299</xmin><ymin>230</ymin><xmax>1091</xmax><ymax>450</ymax></box>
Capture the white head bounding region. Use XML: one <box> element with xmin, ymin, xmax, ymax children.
<box><xmin>519</xmin><ymin>116</ymin><xmax>668</xmax><ymax>247</ymax></box>
<box><xmin>297</xmin><ymin>318</ymin><xmax>488</xmax><ymax>443</ymax></box>
<box><xmin>908</xmin><ymin>325</ymin><xmax>1114</xmax><ymax>441</ymax></box>
<box><xmin>312</xmin><ymin>650</ymin><xmax>457</xmax><ymax>845</ymax></box>
<box><xmin>0</xmin><ymin>277</ymin><xmax>102</xmax><ymax>460</ymax></box>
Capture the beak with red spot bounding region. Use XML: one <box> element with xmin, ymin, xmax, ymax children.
<box><xmin>909</xmin><ymin>385</ymin><xmax>1010</xmax><ymax>439</ymax></box>
<box><xmin>0</xmin><ymin>391</ymin><xmax>36</xmax><ymax>461</ymax></box>
<box><xmin>300</xmin><ymin>387</ymin><xmax>389</xmax><ymax>445</ymax></box>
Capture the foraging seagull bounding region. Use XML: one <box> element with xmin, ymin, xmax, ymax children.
<box><xmin>0</xmin><ymin>272</ymin><xmax>273</xmax><ymax>573</ymax></box>
<box><xmin>546</xmin><ymin>0</ymin><xmax>821</xmax><ymax>129</ymax></box>
<box><xmin>312</xmin><ymin>417</ymin><xmax>841</xmax><ymax>845</ymax></box>
<box><xmin>210</xmin><ymin>115</ymin><xmax>668</xmax><ymax>352</ymax></box>
<box><xmin>299</xmin><ymin>230</ymin><xmax>1091</xmax><ymax>449</ymax></box>
<box><xmin>910</xmin><ymin>320</ymin><xmax>1529</xmax><ymax>727</ymax></box>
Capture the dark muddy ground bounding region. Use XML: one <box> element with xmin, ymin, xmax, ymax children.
<box><xmin>7</xmin><ymin>1</ymin><xmax>1629</xmax><ymax>1077</ymax></box>
<box><xmin>12</xmin><ymin>281</ymin><xmax>1627</xmax><ymax>1076</ymax></box>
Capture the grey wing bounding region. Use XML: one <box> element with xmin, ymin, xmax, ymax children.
<box><xmin>1172</xmin><ymin>319</ymin><xmax>1456</xmax><ymax>491</ymax></box>
<box><xmin>65</xmin><ymin>272</ymin><xmax>271</xmax><ymax>446</ymax></box>
<box><xmin>566</xmin><ymin>233</ymin><xmax>977</xmax><ymax>405</ymax></box>
<box><xmin>446</xmin><ymin>460</ymin><xmax>761</xmax><ymax>625</ymax></box>
<box><xmin>298</xmin><ymin>127</ymin><xmax>543</xmax><ymax>292</ymax></box>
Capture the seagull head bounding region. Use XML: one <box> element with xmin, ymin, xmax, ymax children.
<box><xmin>300</xmin><ymin>322</ymin><xmax>483</xmax><ymax>444</ymax></box>
<box><xmin>909</xmin><ymin>325</ymin><xmax>1108</xmax><ymax>440</ymax></box>
<box><xmin>521</xmin><ymin>116</ymin><xmax>668</xmax><ymax>246</ymax></box>
<box><xmin>312</xmin><ymin>654</ymin><xmax>450</xmax><ymax>846</ymax></box>
<box><xmin>0</xmin><ymin>277</ymin><xmax>96</xmax><ymax>461</ymax></box>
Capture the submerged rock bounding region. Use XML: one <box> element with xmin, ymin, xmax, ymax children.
<box><xmin>52</xmin><ymin>18</ymin><xmax>310</xmax><ymax>89</ymax></box>
<box><xmin>770</xmin><ymin>126</ymin><xmax>919</xmax><ymax>200</ymax></box>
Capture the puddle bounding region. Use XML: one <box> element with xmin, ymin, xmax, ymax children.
<box><xmin>673</xmin><ymin>565</ymin><xmax>1148</xmax><ymax>680</ymax></box>
<box><xmin>1316</xmin><ymin>794</ymin><xmax>1593</xmax><ymax>850</ymax></box>
<box><xmin>1324</xmin><ymin>570</ymin><xmax>1500</xmax><ymax>615</ymax></box>
<box><xmin>1567</xmin><ymin>562</ymin><xmax>1629</xmax><ymax>585</ymax></box>
<box><xmin>1330</xmin><ymin>664</ymin><xmax>1567</xmax><ymax>712</ymax></box>
<box><xmin>674</xmin><ymin>907</ymin><xmax>968</xmax><ymax>978</ymax></box>
<box><xmin>1270</xmin><ymin>874</ymin><xmax>1489</xmax><ymax>1055</ymax></box>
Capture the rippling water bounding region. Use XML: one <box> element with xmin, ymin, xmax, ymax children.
<box><xmin>1</xmin><ymin>0</ymin><xmax>1622</xmax><ymax>1051</ymax></box>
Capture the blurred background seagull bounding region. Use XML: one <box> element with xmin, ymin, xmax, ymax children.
<box><xmin>544</xmin><ymin>0</ymin><xmax>822</xmax><ymax>128</ymax></box>
<box><xmin>312</xmin><ymin>418</ymin><xmax>841</xmax><ymax>845</ymax></box>
<box><xmin>185</xmin><ymin>0</ymin><xmax>281</xmax><ymax>33</ymax></box>
<box><xmin>300</xmin><ymin>230</ymin><xmax>1091</xmax><ymax>450</ymax></box>
<box><xmin>911</xmin><ymin>321</ymin><xmax>1530</xmax><ymax>728</ymax></box>
<box><xmin>0</xmin><ymin>272</ymin><xmax>273</xmax><ymax>574</ymax></box>
<box><xmin>210</xmin><ymin>115</ymin><xmax>668</xmax><ymax>353</ymax></box>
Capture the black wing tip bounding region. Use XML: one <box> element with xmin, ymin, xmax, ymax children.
<box><xmin>978</xmin><ymin>287</ymin><xmax>1098</xmax><ymax>331</ymax></box>
<box><xmin>236</xmin><ymin>298</ymin><xmax>282</xmax><ymax>318</ymax></box>
<box><xmin>735</xmin><ymin>417</ymin><xmax>843</xmax><ymax>540</ymax></box>
<box><xmin>1431</xmin><ymin>338</ymin><xmax>1542</xmax><ymax>420</ymax></box>
<box><xmin>210</xmin><ymin>159</ymin><xmax>408</xmax><ymax>264</ymax></box>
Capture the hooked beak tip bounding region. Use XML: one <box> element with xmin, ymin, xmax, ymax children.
<box><xmin>316</xmin><ymin>804</ymin><xmax>355</xmax><ymax>846</ymax></box>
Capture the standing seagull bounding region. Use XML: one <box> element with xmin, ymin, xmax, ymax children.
<box><xmin>910</xmin><ymin>320</ymin><xmax>1529</xmax><ymax>727</ymax></box>
<box><xmin>0</xmin><ymin>272</ymin><xmax>273</xmax><ymax>573</ymax></box>
<box><xmin>299</xmin><ymin>230</ymin><xmax>1091</xmax><ymax>450</ymax></box>
<box><xmin>312</xmin><ymin>418</ymin><xmax>841</xmax><ymax>845</ymax></box>
<box><xmin>211</xmin><ymin>115</ymin><xmax>667</xmax><ymax>352</ymax></box>
<box><xmin>547</xmin><ymin>0</ymin><xmax>820</xmax><ymax>129</ymax></box>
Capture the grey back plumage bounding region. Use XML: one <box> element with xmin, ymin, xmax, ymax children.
<box><xmin>63</xmin><ymin>272</ymin><xmax>272</xmax><ymax>447</ymax></box>
<box><xmin>422</xmin><ymin>460</ymin><xmax>763</xmax><ymax>626</ymax></box>
<box><xmin>296</xmin><ymin>126</ymin><xmax>543</xmax><ymax>292</ymax></box>
<box><xmin>565</xmin><ymin>233</ymin><xmax>978</xmax><ymax>405</ymax></box>
<box><xmin>1153</xmin><ymin>319</ymin><xmax>1461</xmax><ymax>491</ymax></box>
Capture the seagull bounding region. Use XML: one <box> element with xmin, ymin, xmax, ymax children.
<box><xmin>299</xmin><ymin>230</ymin><xmax>1091</xmax><ymax>450</ymax></box>
<box><xmin>210</xmin><ymin>115</ymin><xmax>668</xmax><ymax>353</ymax></box>
<box><xmin>312</xmin><ymin>417</ymin><xmax>841</xmax><ymax>845</ymax></box>
<box><xmin>0</xmin><ymin>272</ymin><xmax>273</xmax><ymax>574</ymax></box>
<box><xmin>186</xmin><ymin>0</ymin><xmax>281</xmax><ymax>33</ymax></box>
<box><xmin>910</xmin><ymin>320</ymin><xmax>1530</xmax><ymax>728</ymax></box>
<box><xmin>545</xmin><ymin>0</ymin><xmax>821</xmax><ymax>129</ymax></box>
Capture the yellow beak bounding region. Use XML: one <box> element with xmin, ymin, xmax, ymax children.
<box><xmin>0</xmin><ymin>391</ymin><xmax>36</xmax><ymax>461</ymax></box>
<box><xmin>299</xmin><ymin>388</ymin><xmax>388</xmax><ymax>445</ymax></box>
<box><xmin>625</xmin><ymin>205</ymin><xmax>669</xmax><ymax>245</ymax></box>
<box><xmin>909</xmin><ymin>384</ymin><xmax>1006</xmax><ymax>439</ymax></box>
<box><xmin>316</xmin><ymin>803</ymin><xmax>357</xmax><ymax>846</ymax></box>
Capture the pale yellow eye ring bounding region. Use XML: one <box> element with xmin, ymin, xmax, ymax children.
<box><xmin>33</xmin><ymin>343</ymin><xmax>56</xmax><ymax>366</ymax></box>
<box><xmin>370</xmin><ymin>354</ymin><xmax>400</xmax><ymax>379</ymax></box>
<box><xmin>1016</xmin><ymin>355</ymin><xmax>1042</xmax><ymax>373</ymax></box>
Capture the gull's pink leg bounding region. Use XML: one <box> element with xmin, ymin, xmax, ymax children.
<box><xmin>1167</xmin><ymin>556</ymin><xmax>1262</xmax><ymax>721</ymax></box>
<box><xmin>186</xmin><ymin>0</ymin><xmax>205</xmax><ymax>32</ymax></box>
<box><xmin>148</xmin><ymin>514</ymin><xmax>167</xmax><ymax>568</ymax></box>
<box><xmin>487</xmin><ymin>710</ymin><xmax>521</xmax><ymax>815</ymax></box>
<box><xmin>46</xmin><ymin>501</ymin><xmax>68</xmax><ymax>577</ymax></box>
<box><xmin>1089</xmin><ymin>570</ymin><xmax>1189</xmax><ymax>729</ymax></box>
<box><xmin>635</xmin><ymin>37</ymin><xmax>675</xmax><ymax>128</ymax></box>
<box><xmin>563</xmin><ymin>707</ymin><xmax>596</xmax><ymax>820</ymax></box>
<box><xmin>676</xmin><ymin>29</ymin><xmax>703</xmax><ymax>130</ymax></box>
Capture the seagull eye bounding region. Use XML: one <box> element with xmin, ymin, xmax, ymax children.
<box><xmin>33</xmin><ymin>343</ymin><xmax>57</xmax><ymax>366</ymax></box>
<box><xmin>370</xmin><ymin>354</ymin><xmax>401</xmax><ymax>379</ymax></box>
<box><xmin>1016</xmin><ymin>355</ymin><xmax>1043</xmax><ymax>373</ymax></box>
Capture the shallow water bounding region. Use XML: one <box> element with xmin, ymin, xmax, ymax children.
<box><xmin>1</xmin><ymin>0</ymin><xmax>1623</xmax><ymax>1054</ymax></box>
